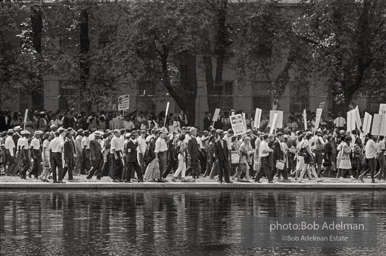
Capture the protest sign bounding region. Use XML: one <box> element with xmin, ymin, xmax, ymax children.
<box><xmin>230</xmin><ymin>114</ymin><xmax>246</xmax><ymax>136</ymax></box>
<box><xmin>212</xmin><ymin>108</ymin><xmax>220</xmax><ymax>122</ymax></box>
<box><xmin>354</xmin><ymin>106</ymin><xmax>362</xmax><ymax>130</ymax></box>
<box><xmin>303</xmin><ymin>109</ymin><xmax>307</xmax><ymax>131</ymax></box>
<box><xmin>118</xmin><ymin>95</ymin><xmax>130</xmax><ymax>111</ymax></box>
<box><xmin>242</xmin><ymin>112</ymin><xmax>247</xmax><ymax>130</ymax></box>
<box><xmin>254</xmin><ymin>108</ymin><xmax>262</xmax><ymax>129</ymax></box>
<box><xmin>346</xmin><ymin>110</ymin><xmax>355</xmax><ymax>132</ymax></box>
<box><xmin>23</xmin><ymin>109</ymin><xmax>28</xmax><ymax>130</ymax></box>
<box><xmin>269</xmin><ymin>110</ymin><xmax>283</xmax><ymax>129</ymax></box>
<box><xmin>314</xmin><ymin>108</ymin><xmax>323</xmax><ymax>130</ymax></box>
<box><xmin>371</xmin><ymin>114</ymin><xmax>386</xmax><ymax>136</ymax></box>
<box><xmin>270</xmin><ymin>113</ymin><xmax>278</xmax><ymax>134</ymax></box>
<box><xmin>363</xmin><ymin>112</ymin><xmax>372</xmax><ymax>135</ymax></box>
<box><xmin>380</xmin><ymin>104</ymin><xmax>386</xmax><ymax>114</ymax></box>
<box><xmin>163</xmin><ymin>102</ymin><xmax>170</xmax><ymax>127</ymax></box>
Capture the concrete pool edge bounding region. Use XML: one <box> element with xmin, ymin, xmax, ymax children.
<box><xmin>1</xmin><ymin>182</ymin><xmax>386</xmax><ymax>190</ymax></box>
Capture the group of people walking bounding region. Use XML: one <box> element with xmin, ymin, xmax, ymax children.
<box><xmin>0</xmin><ymin>111</ymin><xmax>385</xmax><ymax>184</ymax></box>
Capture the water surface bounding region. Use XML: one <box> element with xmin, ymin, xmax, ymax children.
<box><xmin>1</xmin><ymin>190</ymin><xmax>385</xmax><ymax>256</ymax></box>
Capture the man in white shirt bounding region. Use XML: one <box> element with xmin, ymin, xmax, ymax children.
<box><xmin>81</xmin><ymin>131</ymin><xmax>91</xmax><ymax>174</ymax></box>
<box><xmin>334</xmin><ymin>113</ymin><xmax>346</xmax><ymax>129</ymax></box>
<box><xmin>137</xmin><ymin>130</ymin><xmax>147</xmax><ymax>173</ymax></box>
<box><xmin>254</xmin><ymin>134</ymin><xmax>274</xmax><ymax>183</ymax></box>
<box><xmin>18</xmin><ymin>130</ymin><xmax>31</xmax><ymax>179</ymax></box>
<box><xmin>359</xmin><ymin>134</ymin><xmax>377</xmax><ymax>183</ymax></box>
<box><xmin>30</xmin><ymin>131</ymin><xmax>42</xmax><ymax>179</ymax></box>
<box><xmin>110</xmin><ymin>129</ymin><xmax>124</xmax><ymax>182</ymax></box>
<box><xmin>4</xmin><ymin>129</ymin><xmax>16</xmax><ymax>175</ymax></box>
<box><xmin>50</xmin><ymin>128</ymin><xmax>65</xmax><ymax>183</ymax></box>
<box><xmin>155</xmin><ymin>132</ymin><xmax>168</xmax><ymax>177</ymax></box>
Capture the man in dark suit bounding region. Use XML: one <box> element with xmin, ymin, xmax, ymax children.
<box><xmin>214</xmin><ymin>129</ymin><xmax>232</xmax><ymax>183</ymax></box>
<box><xmin>272</xmin><ymin>132</ymin><xmax>288</xmax><ymax>180</ymax></box>
<box><xmin>63</xmin><ymin>130</ymin><xmax>75</xmax><ymax>180</ymax></box>
<box><xmin>203</xmin><ymin>112</ymin><xmax>212</xmax><ymax>131</ymax></box>
<box><xmin>124</xmin><ymin>131</ymin><xmax>143</xmax><ymax>183</ymax></box>
<box><xmin>86</xmin><ymin>131</ymin><xmax>103</xmax><ymax>179</ymax></box>
<box><xmin>187</xmin><ymin>127</ymin><xmax>201</xmax><ymax>179</ymax></box>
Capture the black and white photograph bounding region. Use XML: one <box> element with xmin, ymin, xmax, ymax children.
<box><xmin>0</xmin><ymin>0</ymin><xmax>386</xmax><ymax>255</ymax></box>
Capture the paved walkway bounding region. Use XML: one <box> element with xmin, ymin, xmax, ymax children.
<box><xmin>1</xmin><ymin>175</ymin><xmax>385</xmax><ymax>190</ymax></box>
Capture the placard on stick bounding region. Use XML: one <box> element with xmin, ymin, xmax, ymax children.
<box><xmin>314</xmin><ymin>108</ymin><xmax>323</xmax><ymax>130</ymax></box>
<box><xmin>230</xmin><ymin>114</ymin><xmax>246</xmax><ymax>136</ymax></box>
<box><xmin>254</xmin><ymin>108</ymin><xmax>262</xmax><ymax>129</ymax></box>
<box><xmin>269</xmin><ymin>110</ymin><xmax>283</xmax><ymax>129</ymax></box>
<box><xmin>118</xmin><ymin>95</ymin><xmax>130</xmax><ymax>111</ymax></box>
<box><xmin>380</xmin><ymin>104</ymin><xmax>386</xmax><ymax>114</ymax></box>
<box><xmin>212</xmin><ymin>108</ymin><xmax>221</xmax><ymax>122</ymax></box>
<box><xmin>303</xmin><ymin>109</ymin><xmax>307</xmax><ymax>131</ymax></box>
<box><xmin>354</xmin><ymin>106</ymin><xmax>362</xmax><ymax>130</ymax></box>
<box><xmin>363</xmin><ymin>112</ymin><xmax>372</xmax><ymax>135</ymax></box>
<box><xmin>23</xmin><ymin>109</ymin><xmax>28</xmax><ymax>130</ymax></box>
<box><xmin>371</xmin><ymin>114</ymin><xmax>386</xmax><ymax>136</ymax></box>
<box><xmin>270</xmin><ymin>113</ymin><xmax>278</xmax><ymax>134</ymax></box>
<box><xmin>347</xmin><ymin>110</ymin><xmax>355</xmax><ymax>132</ymax></box>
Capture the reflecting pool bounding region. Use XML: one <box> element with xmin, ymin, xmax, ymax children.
<box><xmin>0</xmin><ymin>190</ymin><xmax>385</xmax><ymax>255</ymax></box>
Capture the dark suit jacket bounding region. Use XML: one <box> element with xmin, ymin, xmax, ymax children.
<box><xmin>90</xmin><ymin>139</ymin><xmax>102</xmax><ymax>161</ymax></box>
<box><xmin>125</xmin><ymin>140</ymin><xmax>138</xmax><ymax>163</ymax></box>
<box><xmin>214</xmin><ymin>139</ymin><xmax>228</xmax><ymax>161</ymax></box>
<box><xmin>64</xmin><ymin>139</ymin><xmax>74</xmax><ymax>162</ymax></box>
<box><xmin>273</xmin><ymin>139</ymin><xmax>284</xmax><ymax>161</ymax></box>
<box><xmin>188</xmin><ymin>137</ymin><xmax>200</xmax><ymax>160</ymax></box>
<box><xmin>203</xmin><ymin>117</ymin><xmax>211</xmax><ymax>131</ymax></box>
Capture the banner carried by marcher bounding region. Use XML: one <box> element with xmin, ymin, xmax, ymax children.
<box><xmin>347</xmin><ymin>110</ymin><xmax>355</xmax><ymax>133</ymax></box>
<box><xmin>23</xmin><ymin>109</ymin><xmax>28</xmax><ymax>130</ymax></box>
<box><xmin>303</xmin><ymin>109</ymin><xmax>307</xmax><ymax>131</ymax></box>
<box><xmin>212</xmin><ymin>108</ymin><xmax>220</xmax><ymax>122</ymax></box>
<box><xmin>354</xmin><ymin>106</ymin><xmax>362</xmax><ymax>130</ymax></box>
<box><xmin>363</xmin><ymin>112</ymin><xmax>372</xmax><ymax>135</ymax></box>
<box><xmin>380</xmin><ymin>104</ymin><xmax>386</xmax><ymax>114</ymax></box>
<box><xmin>118</xmin><ymin>95</ymin><xmax>130</xmax><ymax>111</ymax></box>
<box><xmin>230</xmin><ymin>114</ymin><xmax>246</xmax><ymax>136</ymax></box>
<box><xmin>270</xmin><ymin>112</ymin><xmax>278</xmax><ymax>134</ymax></box>
<box><xmin>314</xmin><ymin>108</ymin><xmax>323</xmax><ymax>130</ymax></box>
<box><xmin>254</xmin><ymin>108</ymin><xmax>262</xmax><ymax>129</ymax></box>
<box><xmin>371</xmin><ymin>114</ymin><xmax>386</xmax><ymax>136</ymax></box>
<box><xmin>269</xmin><ymin>110</ymin><xmax>283</xmax><ymax>129</ymax></box>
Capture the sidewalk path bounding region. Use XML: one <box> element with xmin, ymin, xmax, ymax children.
<box><xmin>1</xmin><ymin>175</ymin><xmax>385</xmax><ymax>190</ymax></box>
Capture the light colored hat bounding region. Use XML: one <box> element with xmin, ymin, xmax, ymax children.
<box><xmin>7</xmin><ymin>129</ymin><xmax>14</xmax><ymax>134</ymax></box>
<box><xmin>21</xmin><ymin>130</ymin><xmax>30</xmax><ymax>135</ymax></box>
<box><xmin>34</xmin><ymin>130</ymin><xmax>43</xmax><ymax>135</ymax></box>
<box><xmin>14</xmin><ymin>126</ymin><xmax>22</xmax><ymax>131</ymax></box>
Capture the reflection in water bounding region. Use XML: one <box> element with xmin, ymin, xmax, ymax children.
<box><xmin>0</xmin><ymin>190</ymin><xmax>385</xmax><ymax>256</ymax></box>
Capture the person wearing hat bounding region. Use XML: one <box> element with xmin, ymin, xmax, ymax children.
<box><xmin>153</xmin><ymin>130</ymin><xmax>168</xmax><ymax>182</ymax></box>
<box><xmin>29</xmin><ymin>131</ymin><xmax>43</xmax><ymax>179</ymax></box>
<box><xmin>254</xmin><ymin>134</ymin><xmax>274</xmax><ymax>183</ymax></box>
<box><xmin>271</xmin><ymin>132</ymin><xmax>288</xmax><ymax>181</ymax></box>
<box><xmin>74</xmin><ymin>129</ymin><xmax>84</xmax><ymax>175</ymax></box>
<box><xmin>17</xmin><ymin>130</ymin><xmax>31</xmax><ymax>179</ymax></box>
<box><xmin>213</xmin><ymin>130</ymin><xmax>232</xmax><ymax>183</ymax></box>
<box><xmin>86</xmin><ymin>131</ymin><xmax>103</xmax><ymax>180</ymax></box>
<box><xmin>81</xmin><ymin>130</ymin><xmax>91</xmax><ymax>175</ymax></box>
<box><xmin>110</xmin><ymin>129</ymin><xmax>124</xmax><ymax>182</ymax></box>
<box><xmin>62</xmin><ymin>130</ymin><xmax>75</xmax><ymax>181</ymax></box>
<box><xmin>144</xmin><ymin>129</ymin><xmax>162</xmax><ymax>181</ymax></box>
<box><xmin>137</xmin><ymin>130</ymin><xmax>147</xmax><ymax>174</ymax></box>
<box><xmin>123</xmin><ymin>131</ymin><xmax>144</xmax><ymax>183</ymax></box>
<box><xmin>4</xmin><ymin>129</ymin><xmax>16</xmax><ymax>175</ymax></box>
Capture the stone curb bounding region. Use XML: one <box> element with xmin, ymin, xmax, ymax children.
<box><xmin>1</xmin><ymin>182</ymin><xmax>385</xmax><ymax>190</ymax></box>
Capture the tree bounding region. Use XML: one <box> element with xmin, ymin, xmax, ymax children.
<box><xmin>293</xmin><ymin>0</ymin><xmax>386</xmax><ymax>112</ymax></box>
<box><xmin>104</xmin><ymin>0</ymin><xmax>210</xmax><ymax>125</ymax></box>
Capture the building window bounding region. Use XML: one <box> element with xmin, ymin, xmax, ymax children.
<box><xmin>290</xmin><ymin>82</ymin><xmax>309</xmax><ymax>113</ymax></box>
<box><xmin>59</xmin><ymin>82</ymin><xmax>77</xmax><ymax>111</ymax></box>
<box><xmin>222</xmin><ymin>81</ymin><xmax>234</xmax><ymax>110</ymax></box>
<box><xmin>137</xmin><ymin>81</ymin><xmax>156</xmax><ymax>112</ymax></box>
<box><xmin>253</xmin><ymin>96</ymin><xmax>271</xmax><ymax>114</ymax></box>
<box><xmin>19</xmin><ymin>87</ymin><xmax>30</xmax><ymax>112</ymax></box>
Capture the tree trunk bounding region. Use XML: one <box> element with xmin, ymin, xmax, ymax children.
<box><xmin>205</xmin><ymin>0</ymin><xmax>228</xmax><ymax>115</ymax></box>
<box><xmin>79</xmin><ymin>8</ymin><xmax>91</xmax><ymax>112</ymax></box>
<box><xmin>30</xmin><ymin>5</ymin><xmax>44</xmax><ymax>111</ymax></box>
<box><xmin>184</xmin><ymin>53</ymin><xmax>197</xmax><ymax>126</ymax></box>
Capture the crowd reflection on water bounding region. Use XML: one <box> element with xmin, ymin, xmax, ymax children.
<box><xmin>1</xmin><ymin>190</ymin><xmax>385</xmax><ymax>256</ymax></box>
